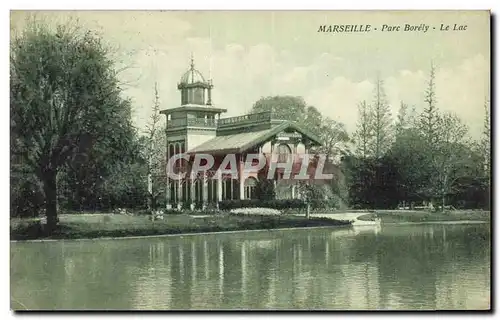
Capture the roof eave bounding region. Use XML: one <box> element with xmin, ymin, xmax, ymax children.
<box><xmin>237</xmin><ymin>121</ymin><xmax>323</xmax><ymax>153</ymax></box>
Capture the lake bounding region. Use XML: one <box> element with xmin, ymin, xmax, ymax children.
<box><xmin>10</xmin><ymin>223</ymin><xmax>490</xmax><ymax>310</ymax></box>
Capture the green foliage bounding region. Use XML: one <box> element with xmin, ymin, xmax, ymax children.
<box><xmin>10</xmin><ymin>21</ymin><xmax>138</xmax><ymax>226</ymax></box>
<box><xmin>353</xmin><ymin>100</ymin><xmax>373</xmax><ymax>158</ymax></box>
<box><xmin>255</xmin><ymin>179</ymin><xmax>276</xmax><ymax>200</ymax></box>
<box><xmin>341</xmin><ymin>155</ymin><xmax>400</xmax><ymax>209</ymax></box>
<box><xmin>251</xmin><ymin>96</ymin><xmax>349</xmax><ymax>208</ymax></box>
<box><xmin>345</xmin><ymin>64</ymin><xmax>490</xmax><ymax>210</ymax></box>
<box><xmin>370</xmin><ymin>76</ymin><xmax>393</xmax><ymax>158</ymax></box>
<box><xmin>252</xmin><ymin>96</ymin><xmax>308</xmax><ymax>122</ymax></box>
<box><xmin>353</xmin><ymin>77</ymin><xmax>393</xmax><ymax>159</ymax></box>
<box><xmin>251</xmin><ymin>96</ymin><xmax>350</xmax><ymax>158</ymax></box>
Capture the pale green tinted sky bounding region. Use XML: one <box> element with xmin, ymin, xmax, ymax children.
<box><xmin>10</xmin><ymin>10</ymin><xmax>490</xmax><ymax>138</ymax></box>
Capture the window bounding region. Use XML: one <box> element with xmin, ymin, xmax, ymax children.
<box><xmin>277</xmin><ymin>144</ymin><xmax>292</xmax><ymax>163</ymax></box>
<box><xmin>169</xmin><ymin>144</ymin><xmax>175</xmax><ymax>158</ymax></box>
<box><xmin>244</xmin><ymin>177</ymin><xmax>258</xmax><ymax>199</ymax></box>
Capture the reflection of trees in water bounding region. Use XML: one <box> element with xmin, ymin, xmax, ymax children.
<box><xmin>11</xmin><ymin>241</ymin><xmax>141</xmax><ymax>309</ymax></box>
<box><xmin>375</xmin><ymin>224</ymin><xmax>490</xmax><ymax>310</ymax></box>
<box><xmin>11</xmin><ymin>243</ymin><xmax>66</xmax><ymax>310</ymax></box>
<box><xmin>433</xmin><ymin>225</ymin><xmax>491</xmax><ymax>310</ymax></box>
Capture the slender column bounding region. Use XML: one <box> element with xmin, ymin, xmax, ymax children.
<box><xmin>166</xmin><ymin>178</ymin><xmax>172</xmax><ymax>210</ymax></box>
<box><xmin>216</xmin><ymin>171</ymin><xmax>222</xmax><ymax>209</ymax></box>
<box><xmin>239</xmin><ymin>155</ymin><xmax>245</xmax><ymax>200</ymax></box>
<box><xmin>165</xmin><ymin>136</ymin><xmax>171</xmax><ymax>209</ymax></box>
<box><xmin>211</xmin><ymin>179</ymin><xmax>216</xmax><ymax>203</ymax></box>
<box><xmin>230</xmin><ymin>179</ymin><xmax>233</xmax><ymax>200</ymax></box>
<box><xmin>190</xmin><ymin>179</ymin><xmax>196</xmax><ymax>210</ymax></box>
<box><xmin>166</xmin><ymin>144</ymin><xmax>171</xmax><ymax>209</ymax></box>
<box><xmin>177</xmin><ymin>179</ymin><xmax>182</xmax><ymax>210</ymax></box>
<box><xmin>202</xmin><ymin>175</ymin><xmax>208</xmax><ymax>210</ymax></box>
<box><xmin>239</xmin><ymin>179</ymin><xmax>245</xmax><ymax>200</ymax></box>
<box><xmin>172</xmin><ymin>183</ymin><xmax>176</xmax><ymax>203</ymax></box>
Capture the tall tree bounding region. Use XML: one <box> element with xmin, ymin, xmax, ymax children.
<box><xmin>10</xmin><ymin>22</ymin><xmax>134</xmax><ymax>231</ymax></box>
<box><xmin>431</xmin><ymin>113</ymin><xmax>471</xmax><ymax>209</ymax></box>
<box><xmin>353</xmin><ymin>100</ymin><xmax>373</xmax><ymax>159</ymax></box>
<box><xmin>251</xmin><ymin>96</ymin><xmax>308</xmax><ymax>122</ymax></box>
<box><xmin>304</xmin><ymin>106</ymin><xmax>323</xmax><ymax>136</ymax></box>
<box><xmin>395</xmin><ymin>101</ymin><xmax>409</xmax><ymax>137</ymax></box>
<box><xmin>250</xmin><ymin>95</ymin><xmax>349</xmax><ymax>158</ymax></box>
<box><xmin>144</xmin><ymin>83</ymin><xmax>166</xmax><ymax>210</ymax></box>
<box><xmin>317</xmin><ymin>118</ymin><xmax>350</xmax><ymax>161</ymax></box>
<box><xmin>480</xmin><ymin>99</ymin><xmax>491</xmax><ymax>179</ymax></box>
<box><xmin>414</xmin><ymin>62</ymin><xmax>441</xmax><ymax>205</ymax></box>
<box><xmin>370</xmin><ymin>75</ymin><xmax>393</xmax><ymax>158</ymax></box>
<box><xmin>419</xmin><ymin>62</ymin><xmax>440</xmax><ymax>147</ymax></box>
<box><xmin>249</xmin><ymin>95</ymin><xmax>349</xmax><ymax>208</ymax></box>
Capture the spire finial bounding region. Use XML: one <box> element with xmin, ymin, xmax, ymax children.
<box><xmin>190</xmin><ymin>52</ymin><xmax>195</xmax><ymax>70</ymax></box>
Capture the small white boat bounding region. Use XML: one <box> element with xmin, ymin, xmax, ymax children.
<box><xmin>351</xmin><ymin>218</ymin><xmax>382</xmax><ymax>235</ymax></box>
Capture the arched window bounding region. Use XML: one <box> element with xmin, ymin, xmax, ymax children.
<box><xmin>244</xmin><ymin>177</ymin><xmax>258</xmax><ymax>199</ymax></box>
<box><xmin>175</xmin><ymin>143</ymin><xmax>180</xmax><ymax>156</ymax></box>
<box><xmin>169</xmin><ymin>144</ymin><xmax>175</xmax><ymax>158</ymax></box>
<box><xmin>277</xmin><ymin>144</ymin><xmax>292</xmax><ymax>163</ymax></box>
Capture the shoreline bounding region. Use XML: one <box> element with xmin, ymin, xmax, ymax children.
<box><xmin>10</xmin><ymin>219</ymin><xmax>490</xmax><ymax>243</ymax></box>
<box><xmin>10</xmin><ymin>224</ymin><xmax>351</xmax><ymax>243</ymax></box>
<box><xmin>380</xmin><ymin>220</ymin><xmax>489</xmax><ymax>226</ymax></box>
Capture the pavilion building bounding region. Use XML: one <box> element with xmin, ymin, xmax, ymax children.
<box><xmin>160</xmin><ymin>58</ymin><xmax>323</xmax><ymax>210</ymax></box>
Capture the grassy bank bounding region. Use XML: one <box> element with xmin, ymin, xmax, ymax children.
<box><xmin>357</xmin><ymin>210</ymin><xmax>490</xmax><ymax>223</ymax></box>
<box><xmin>10</xmin><ymin>213</ymin><xmax>350</xmax><ymax>241</ymax></box>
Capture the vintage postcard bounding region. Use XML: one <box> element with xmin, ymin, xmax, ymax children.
<box><xmin>10</xmin><ymin>10</ymin><xmax>490</xmax><ymax>311</ymax></box>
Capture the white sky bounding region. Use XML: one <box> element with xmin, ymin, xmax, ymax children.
<box><xmin>10</xmin><ymin>10</ymin><xmax>490</xmax><ymax>139</ymax></box>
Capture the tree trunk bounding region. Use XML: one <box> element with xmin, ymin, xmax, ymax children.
<box><xmin>43</xmin><ymin>169</ymin><xmax>58</xmax><ymax>233</ymax></box>
<box><xmin>442</xmin><ymin>195</ymin><xmax>445</xmax><ymax>212</ymax></box>
<box><xmin>147</xmin><ymin>170</ymin><xmax>153</xmax><ymax>211</ymax></box>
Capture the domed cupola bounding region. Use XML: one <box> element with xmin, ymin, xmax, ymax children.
<box><xmin>179</xmin><ymin>65</ymin><xmax>206</xmax><ymax>85</ymax></box>
<box><xmin>177</xmin><ymin>55</ymin><xmax>213</xmax><ymax>106</ymax></box>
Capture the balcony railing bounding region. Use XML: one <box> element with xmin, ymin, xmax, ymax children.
<box><xmin>166</xmin><ymin>111</ymin><xmax>277</xmax><ymax>129</ymax></box>
<box><xmin>167</xmin><ymin>118</ymin><xmax>218</xmax><ymax>128</ymax></box>
<box><xmin>218</xmin><ymin>111</ymin><xmax>273</xmax><ymax>127</ymax></box>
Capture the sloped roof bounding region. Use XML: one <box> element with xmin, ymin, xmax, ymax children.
<box><xmin>187</xmin><ymin>121</ymin><xmax>322</xmax><ymax>154</ymax></box>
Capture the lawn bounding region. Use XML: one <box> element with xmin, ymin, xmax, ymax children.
<box><xmin>357</xmin><ymin>210</ymin><xmax>491</xmax><ymax>223</ymax></box>
<box><xmin>10</xmin><ymin>213</ymin><xmax>351</xmax><ymax>241</ymax></box>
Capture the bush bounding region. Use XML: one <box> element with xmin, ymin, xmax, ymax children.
<box><xmin>309</xmin><ymin>198</ymin><xmax>339</xmax><ymax>210</ymax></box>
<box><xmin>255</xmin><ymin>179</ymin><xmax>276</xmax><ymax>200</ymax></box>
<box><xmin>10</xmin><ymin>220</ymin><xmax>44</xmax><ymax>240</ymax></box>
<box><xmin>219</xmin><ymin>199</ymin><xmax>306</xmax><ymax>211</ymax></box>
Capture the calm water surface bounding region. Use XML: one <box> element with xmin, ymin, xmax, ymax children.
<box><xmin>11</xmin><ymin>223</ymin><xmax>490</xmax><ymax>310</ymax></box>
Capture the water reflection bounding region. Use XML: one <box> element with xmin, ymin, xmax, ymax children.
<box><xmin>11</xmin><ymin>224</ymin><xmax>490</xmax><ymax>310</ymax></box>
